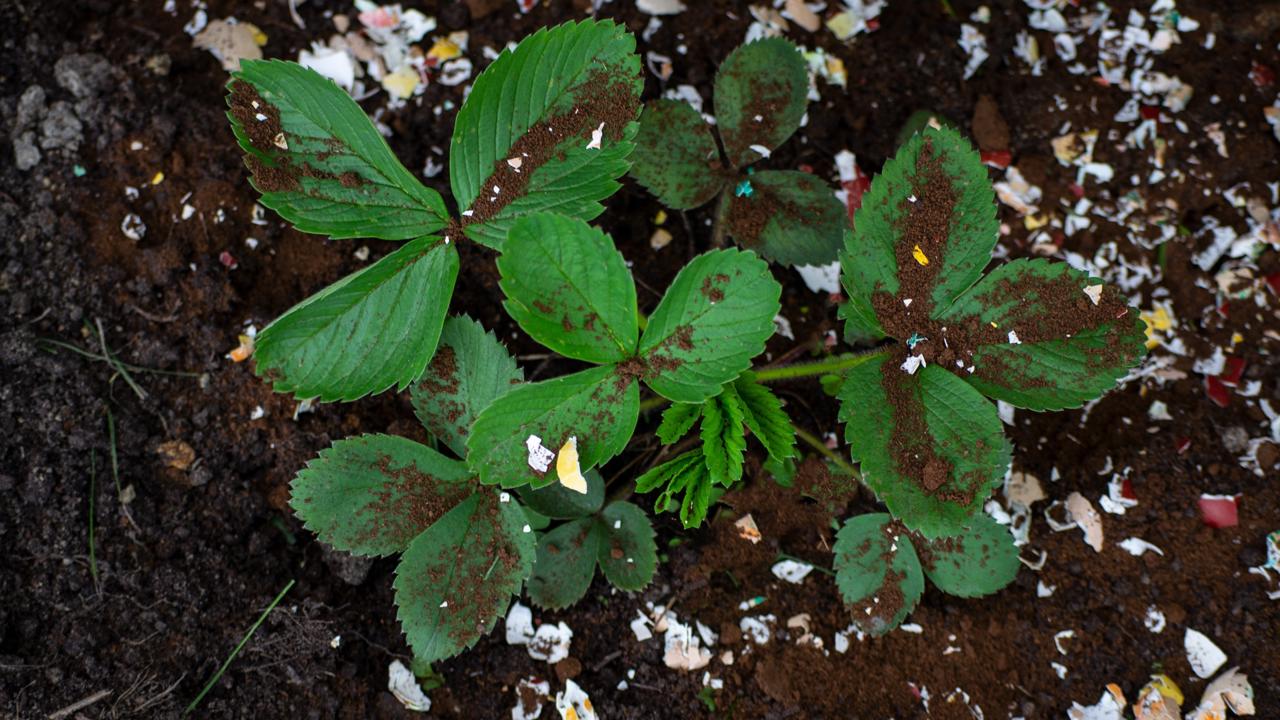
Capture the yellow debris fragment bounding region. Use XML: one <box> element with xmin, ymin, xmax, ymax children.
<box><xmin>228</xmin><ymin>334</ymin><xmax>255</xmax><ymax>362</ymax></box>
<box><xmin>427</xmin><ymin>37</ymin><xmax>462</xmax><ymax>63</ymax></box>
<box><xmin>150</xmin><ymin>171</ymin><xmax>165</xmax><ymax>185</ymax></box>
<box><xmin>556</xmin><ymin>437</ymin><xmax>588</xmax><ymax>494</ymax></box>
<box><xmin>654</xmin><ymin>209</ymin><xmax>668</xmax><ymax>225</ymax></box>
<box><xmin>1140</xmin><ymin>304</ymin><xmax>1175</xmax><ymax>350</ymax></box>
<box><xmin>381</xmin><ymin>65</ymin><xmax>420</xmax><ymax>99</ymax></box>
<box><xmin>911</xmin><ymin>244</ymin><xmax>930</xmax><ymax>266</ymax></box>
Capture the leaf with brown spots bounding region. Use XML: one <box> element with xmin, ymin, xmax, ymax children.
<box><xmin>629</xmin><ymin>99</ymin><xmax>725</xmax><ymax>209</ymax></box>
<box><xmin>713</xmin><ymin>38</ymin><xmax>809</xmax><ymax>169</ymax></box>
<box><xmin>936</xmin><ymin>258</ymin><xmax>1148</xmax><ymax>411</ymax></box>
<box><xmin>916</xmin><ymin>513</ymin><xmax>1019</xmax><ymax>598</ymax></box>
<box><xmin>290</xmin><ymin>434</ymin><xmax>475</xmax><ymax>557</ymax></box>
<box><xmin>393</xmin><ymin>491</ymin><xmax>535</xmax><ymax>663</ymax></box>
<box><xmin>639</xmin><ymin>249</ymin><xmax>781</xmax><ymax>403</ymax></box>
<box><xmin>832</xmin><ymin>513</ymin><xmax>924</xmax><ymax>636</ymax></box>
<box><xmin>526</xmin><ymin>516</ymin><xmax>600</xmax><ymax>610</ymax></box>
<box><xmin>411</xmin><ymin>315</ymin><xmax>522</xmax><ymax>458</ymax></box>
<box><xmin>466</xmin><ymin>365</ymin><xmax>639</xmax><ymax>489</ymax></box>
<box><xmin>227</xmin><ymin>60</ymin><xmax>448</xmax><ymax>239</ymax></box>
<box><xmin>837</xmin><ymin>352</ymin><xmax>1010</xmax><ymax>539</ymax></box>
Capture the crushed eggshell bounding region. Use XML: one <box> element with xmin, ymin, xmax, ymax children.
<box><xmin>505</xmin><ymin>601</ymin><xmax>536</xmax><ymax>645</ymax></box>
<box><xmin>512</xmin><ymin>677</ymin><xmax>551</xmax><ymax>720</ymax></box>
<box><xmin>387</xmin><ymin>660</ymin><xmax>431</xmax><ymax>712</ymax></box>
<box><xmin>1118</xmin><ymin>537</ymin><xmax>1164</xmax><ymax>557</ymax></box>
<box><xmin>1068</xmin><ymin>684</ymin><xmax>1127</xmax><ymax>720</ymax></box>
<box><xmin>770</xmin><ymin>559</ymin><xmax>814</xmax><ymax>584</ymax></box>
<box><xmin>1133</xmin><ymin>675</ymin><xmax>1182</xmax><ymax>720</ymax></box>
<box><xmin>1187</xmin><ymin>667</ymin><xmax>1255</xmax><ymax>720</ymax></box>
<box><xmin>528</xmin><ymin>622</ymin><xmax>573</xmax><ymax>664</ymax></box>
<box><xmin>525</xmin><ymin>435</ymin><xmax>555</xmax><ymax>474</ymax></box>
<box><xmin>663</xmin><ymin>616</ymin><xmax>712</xmax><ymax>671</ymax></box>
<box><xmin>739</xmin><ymin>615</ymin><xmax>774</xmax><ymax>645</ymax></box>
<box><xmin>555</xmin><ymin>679</ymin><xmax>598</xmax><ymax>720</ymax></box>
<box><xmin>735</xmin><ymin>514</ymin><xmax>761</xmax><ymax>544</ymax></box>
<box><xmin>1185</xmin><ymin>628</ymin><xmax>1228</xmax><ymax>679</ymax></box>
<box><xmin>193</xmin><ymin>18</ymin><xmax>267</xmax><ymax>71</ymax></box>
<box><xmin>1066</xmin><ymin>491</ymin><xmax>1105</xmax><ymax>552</ymax></box>
<box><xmin>227</xmin><ymin>333</ymin><xmax>255</xmax><ymax>362</ymax></box>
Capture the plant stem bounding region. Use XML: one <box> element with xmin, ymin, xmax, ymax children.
<box><xmin>709</xmin><ymin>186</ymin><xmax>732</xmax><ymax>248</ymax></box>
<box><xmin>88</xmin><ymin>449</ymin><xmax>99</xmax><ymax>592</ymax></box>
<box><xmin>794</xmin><ymin>426</ymin><xmax>859</xmax><ymax>478</ymax></box>
<box><xmin>752</xmin><ymin>352</ymin><xmax>879</xmax><ymax>383</ymax></box>
<box><xmin>639</xmin><ymin>395</ymin><xmax>669</xmax><ymax>413</ymax></box>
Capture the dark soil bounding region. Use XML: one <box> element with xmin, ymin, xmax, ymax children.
<box><xmin>3</xmin><ymin>0</ymin><xmax>1279</xmax><ymax>718</ymax></box>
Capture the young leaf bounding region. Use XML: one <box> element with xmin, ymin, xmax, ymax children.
<box><xmin>498</xmin><ymin>213</ymin><xmax>638</xmax><ymax>363</ymax></box>
<box><xmin>291</xmin><ymin>434</ymin><xmax>475</xmax><ymax>557</ymax></box>
<box><xmin>936</xmin><ymin>258</ymin><xmax>1148</xmax><ymax>411</ymax></box>
<box><xmin>833</xmin><ymin>513</ymin><xmax>925</xmax><ymax>636</ymax></box>
<box><xmin>526</xmin><ymin>517</ymin><xmax>599</xmax><ymax>610</ymax></box>
<box><xmin>838</xmin><ymin>352</ymin><xmax>1010</xmax><ymax>539</ymax></box>
<box><xmin>679</xmin><ymin>472</ymin><xmax>715</xmax><ymax>529</ymax></box>
<box><xmin>634</xmin><ymin>450</ymin><xmax>702</xmax><ymax>494</ymax></box>
<box><xmin>227</xmin><ymin>60</ymin><xmax>447</xmax><ymax>239</ymax></box>
<box><xmin>656</xmin><ymin>402</ymin><xmax>702</xmax><ymax>445</ymax></box>
<box><xmin>733</xmin><ymin>373</ymin><xmax>796</xmax><ymax>465</ymax></box>
<box><xmin>393</xmin><ymin>492</ymin><xmax>535</xmax><ymax>662</ymax></box>
<box><xmin>630</xmin><ymin>99</ymin><xmax>725</xmax><ymax>209</ymax></box>
<box><xmin>467</xmin><ymin>366</ymin><xmax>639</xmax><ymax>488</ymax></box>
<box><xmin>597</xmin><ymin>501</ymin><xmax>657</xmax><ymax>590</ymax></box>
<box><xmin>728</xmin><ymin>170</ymin><xmax>845</xmax><ymax>266</ymax></box>
<box><xmin>841</xmin><ymin>126</ymin><xmax>997</xmax><ymax>339</ymax></box>
<box><xmin>918</xmin><ymin>514</ymin><xmax>1019</xmax><ymax>598</ymax></box>
<box><xmin>519</xmin><ymin>469</ymin><xmax>605</xmax><ymax>519</ymax></box>
<box><xmin>639</xmin><ymin>249</ymin><xmax>781</xmax><ymax>403</ymax></box>
<box><xmin>713</xmin><ymin>38</ymin><xmax>809</xmax><ymax>168</ymax></box>
<box><xmin>700</xmin><ymin>386</ymin><xmax>746</xmax><ymax>487</ymax></box>
<box><xmin>450</xmin><ymin>19</ymin><xmax>642</xmax><ymax>249</ymax></box>
<box><xmin>411</xmin><ymin>315</ymin><xmax>522</xmax><ymax>457</ymax></box>
<box><xmin>255</xmin><ymin>236</ymin><xmax>458</xmax><ymax>402</ymax></box>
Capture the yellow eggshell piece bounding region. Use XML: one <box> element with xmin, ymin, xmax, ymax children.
<box><xmin>556</xmin><ymin>437</ymin><xmax>588</xmax><ymax>494</ymax></box>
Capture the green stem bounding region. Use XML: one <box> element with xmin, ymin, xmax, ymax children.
<box><xmin>639</xmin><ymin>395</ymin><xmax>669</xmax><ymax>413</ymax></box>
<box><xmin>794</xmin><ymin>426</ymin><xmax>859</xmax><ymax>478</ymax></box>
<box><xmin>187</xmin><ymin>579</ymin><xmax>296</xmax><ymax>715</ymax></box>
<box><xmin>775</xmin><ymin>551</ymin><xmax>836</xmax><ymax>577</ymax></box>
<box><xmin>709</xmin><ymin>186</ymin><xmax>732</xmax><ymax>248</ymax></box>
<box><xmin>753</xmin><ymin>352</ymin><xmax>879</xmax><ymax>383</ymax></box>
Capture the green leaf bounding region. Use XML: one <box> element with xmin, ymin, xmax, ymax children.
<box><xmin>255</xmin><ymin>236</ymin><xmax>458</xmax><ymax>402</ymax></box>
<box><xmin>700</xmin><ymin>386</ymin><xmax>746</xmax><ymax>487</ymax></box>
<box><xmin>838</xmin><ymin>352</ymin><xmax>1010</xmax><ymax>539</ymax></box>
<box><xmin>832</xmin><ymin>513</ymin><xmax>924</xmax><ymax>636</ymax></box>
<box><xmin>597</xmin><ymin>501</ymin><xmax>657</xmax><ymax>591</ymax></box>
<box><xmin>411</xmin><ymin>315</ymin><xmax>522</xmax><ymax>457</ymax></box>
<box><xmin>841</xmin><ymin>126</ymin><xmax>997</xmax><ymax>340</ymax></box>
<box><xmin>634</xmin><ymin>450</ymin><xmax>701</xmax><ymax>494</ymax></box>
<box><xmin>713</xmin><ymin>38</ymin><xmax>809</xmax><ymax>168</ymax></box>
<box><xmin>679</xmin><ymin>472</ymin><xmax>714</xmax><ymax>529</ymax></box>
<box><xmin>518</xmin><ymin>469</ymin><xmax>605</xmax><ymax>519</ymax></box>
<box><xmin>450</xmin><ymin>19</ymin><xmax>642</xmax><ymax>249</ymax></box>
<box><xmin>733</xmin><ymin>373</ymin><xmax>796</xmax><ymax>465</ymax></box>
<box><xmin>630</xmin><ymin>99</ymin><xmax>725</xmax><ymax>209</ymax></box>
<box><xmin>936</xmin><ymin>258</ymin><xmax>1148</xmax><ymax>410</ymax></box>
<box><xmin>499</xmin><ymin>213</ymin><xmax>638</xmax><ymax>363</ymax></box>
<box><xmin>467</xmin><ymin>366</ymin><xmax>639</xmax><ymax>488</ymax></box>
<box><xmin>526</xmin><ymin>517</ymin><xmax>599</xmax><ymax>610</ymax></box>
<box><xmin>227</xmin><ymin>60</ymin><xmax>447</xmax><ymax>239</ymax></box>
<box><xmin>393</xmin><ymin>491</ymin><xmax>536</xmax><ymax>662</ymax></box>
<box><xmin>656</xmin><ymin>402</ymin><xmax>702</xmax><ymax>445</ymax></box>
<box><xmin>918</xmin><ymin>514</ymin><xmax>1019</xmax><ymax>598</ymax></box>
<box><xmin>291</xmin><ymin>434</ymin><xmax>475</xmax><ymax>557</ymax></box>
<box><xmin>640</xmin><ymin>249</ymin><xmax>781</xmax><ymax>403</ymax></box>
<box><xmin>728</xmin><ymin>170</ymin><xmax>845</xmax><ymax>266</ymax></box>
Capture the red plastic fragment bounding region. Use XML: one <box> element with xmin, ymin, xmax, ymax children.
<box><xmin>1219</xmin><ymin>356</ymin><xmax>1246</xmax><ymax>386</ymax></box>
<box><xmin>1265</xmin><ymin>272</ymin><xmax>1280</xmax><ymax>297</ymax></box>
<box><xmin>1197</xmin><ymin>494</ymin><xmax>1240</xmax><ymax>529</ymax></box>
<box><xmin>1120</xmin><ymin>477</ymin><xmax>1137</xmax><ymax>502</ymax></box>
<box><xmin>841</xmin><ymin>170</ymin><xmax>871</xmax><ymax>224</ymax></box>
<box><xmin>981</xmin><ymin>150</ymin><xmax>1012</xmax><ymax>169</ymax></box>
<box><xmin>1216</xmin><ymin>301</ymin><xmax>1230</xmax><ymax>318</ymax></box>
<box><xmin>1068</xmin><ymin>182</ymin><xmax>1085</xmax><ymax>199</ymax></box>
<box><xmin>1175</xmin><ymin>437</ymin><xmax>1192</xmax><ymax>454</ymax></box>
<box><xmin>1251</xmin><ymin>61</ymin><xmax>1276</xmax><ymax>88</ymax></box>
<box><xmin>866</xmin><ymin>18</ymin><xmax>880</xmax><ymax>31</ymax></box>
<box><xmin>219</xmin><ymin>251</ymin><xmax>238</xmax><ymax>270</ymax></box>
<box><xmin>1204</xmin><ymin>376</ymin><xmax>1231</xmax><ymax>407</ymax></box>
<box><xmin>1140</xmin><ymin>104</ymin><xmax>1161</xmax><ymax>120</ymax></box>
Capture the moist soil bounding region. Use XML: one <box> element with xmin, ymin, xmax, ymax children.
<box><xmin>3</xmin><ymin>1</ymin><xmax>1279</xmax><ymax>718</ymax></box>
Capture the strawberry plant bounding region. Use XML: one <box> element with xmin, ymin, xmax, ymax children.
<box><xmin>225</xmin><ymin>19</ymin><xmax>642</xmax><ymax>402</ymax></box>
<box><xmin>628</xmin><ymin>37</ymin><xmax>847</xmax><ymax>267</ymax></box>
<box><xmin>830</xmin><ymin>125</ymin><xmax>1148</xmax><ymax>634</ymax></box>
